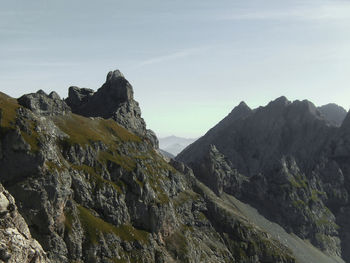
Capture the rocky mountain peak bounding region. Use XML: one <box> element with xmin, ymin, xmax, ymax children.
<box><xmin>318</xmin><ymin>103</ymin><xmax>348</xmax><ymax>127</ymax></box>
<box><xmin>238</xmin><ymin>100</ymin><xmax>247</xmax><ymax>107</ymax></box>
<box><xmin>177</xmin><ymin>96</ymin><xmax>350</xmax><ymax>260</ymax></box>
<box><xmin>231</xmin><ymin>101</ymin><xmax>251</xmax><ymax>113</ymax></box>
<box><xmin>99</xmin><ymin>69</ymin><xmax>133</xmax><ymax>103</ymax></box>
<box><xmin>267</xmin><ymin>96</ymin><xmax>291</xmax><ymax>108</ymax></box>
<box><xmin>65</xmin><ymin>69</ymin><xmax>158</xmax><ymax>148</ymax></box>
<box><xmin>208</xmin><ymin>101</ymin><xmax>252</xmax><ymax>133</ymax></box>
<box><xmin>65</xmin><ymin>70</ymin><xmax>142</xmax><ymax>130</ymax></box>
<box><xmin>65</xmin><ymin>69</ymin><xmax>135</xmax><ymax>119</ymax></box>
<box><xmin>178</xmin><ymin>96</ymin><xmax>335</xmax><ymax>177</ymax></box>
<box><xmin>285</xmin><ymin>99</ymin><xmax>323</xmax><ymax>121</ymax></box>
<box><xmin>18</xmin><ymin>90</ymin><xmax>71</xmax><ymax>116</ymax></box>
<box><xmin>106</xmin><ymin>69</ymin><xmax>125</xmax><ymax>82</ymax></box>
<box><xmin>232</xmin><ymin>101</ymin><xmax>251</xmax><ymax>111</ymax></box>
<box><xmin>66</xmin><ymin>86</ymin><xmax>94</xmax><ymax>108</ymax></box>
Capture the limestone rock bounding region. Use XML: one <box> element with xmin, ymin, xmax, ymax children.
<box><xmin>65</xmin><ymin>86</ymin><xmax>94</xmax><ymax>109</ymax></box>
<box><xmin>190</xmin><ymin>144</ymin><xmax>248</xmax><ymax>196</ymax></box>
<box><xmin>0</xmin><ymin>183</ymin><xmax>49</xmax><ymax>263</ymax></box>
<box><xmin>66</xmin><ymin>70</ymin><xmax>159</xmax><ymax>148</ymax></box>
<box><xmin>18</xmin><ymin>90</ymin><xmax>70</xmax><ymax>116</ymax></box>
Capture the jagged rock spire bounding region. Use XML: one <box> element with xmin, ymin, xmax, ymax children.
<box><xmin>65</xmin><ymin>69</ymin><xmax>158</xmax><ymax>147</ymax></box>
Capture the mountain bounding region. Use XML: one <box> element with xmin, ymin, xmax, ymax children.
<box><xmin>318</xmin><ymin>103</ymin><xmax>348</xmax><ymax>127</ymax></box>
<box><xmin>178</xmin><ymin>96</ymin><xmax>350</xmax><ymax>262</ymax></box>
<box><xmin>0</xmin><ymin>71</ymin><xmax>307</xmax><ymax>263</ymax></box>
<box><xmin>0</xmin><ymin>182</ymin><xmax>49</xmax><ymax>263</ymax></box>
<box><xmin>159</xmin><ymin>136</ymin><xmax>196</xmax><ymax>156</ymax></box>
<box><xmin>65</xmin><ymin>70</ymin><xmax>158</xmax><ymax>148</ymax></box>
<box><xmin>158</xmin><ymin>149</ymin><xmax>175</xmax><ymax>159</ymax></box>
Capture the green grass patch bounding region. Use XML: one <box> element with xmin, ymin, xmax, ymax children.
<box><xmin>77</xmin><ymin>205</ymin><xmax>149</xmax><ymax>245</ymax></box>
<box><xmin>98</xmin><ymin>151</ymin><xmax>136</xmax><ymax>172</ymax></box>
<box><xmin>310</xmin><ymin>189</ymin><xmax>325</xmax><ymax>202</ymax></box>
<box><xmin>45</xmin><ymin>161</ymin><xmax>66</xmax><ymax>172</ymax></box>
<box><xmin>99</xmin><ymin>119</ymin><xmax>141</xmax><ymax>143</ymax></box>
<box><xmin>289</xmin><ymin>174</ymin><xmax>308</xmax><ymax>189</ymax></box>
<box><xmin>21</xmin><ymin>129</ymin><xmax>40</xmax><ymax>152</ymax></box>
<box><xmin>0</xmin><ymin>93</ymin><xmax>41</xmax><ymax>153</ymax></box>
<box><xmin>0</xmin><ymin>92</ymin><xmax>19</xmax><ymax>129</ymax></box>
<box><xmin>165</xmin><ymin>230</ymin><xmax>190</xmax><ymax>262</ymax></box>
<box><xmin>53</xmin><ymin>114</ymin><xmax>140</xmax><ymax>146</ymax></box>
<box><xmin>292</xmin><ymin>199</ymin><xmax>306</xmax><ymax>209</ymax></box>
<box><xmin>147</xmin><ymin>174</ymin><xmax>170</xmax><ymax>204</ymax></box>
<box><xmin>64</xmin><ymin>209</ymin><xmax>74</xmax><ymax>234</ymax></box>
<box><xmin>72</xmin><ymin>164</ymin><xmax>123</xmax><ymax>194</ymax></box>
<box><xmin>173</xmin><ymin>190</ymin><xmax>200</xmax><ymax>208</ymax></box>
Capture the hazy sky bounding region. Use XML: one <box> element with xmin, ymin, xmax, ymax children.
<box><xmin>1</xmin><ymin>0</ymin><xmax>350</xmax><ymax>137</ymax></box>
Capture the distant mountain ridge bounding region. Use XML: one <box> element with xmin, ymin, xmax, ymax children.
<box><xmin>159</xmin><ymin>135</ymin><xmax>196</xmax><ymax>156</ymax></box>
<box><xmin>178</xmin><ymin>96</ymin><xmax>350</xmax><ymax>261</ymax></box>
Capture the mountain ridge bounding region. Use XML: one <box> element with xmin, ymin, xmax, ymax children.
<box><xmin>159</xmin><ymin>135</ymin><xmax>196</xmax><ymax>156</ymax></box>
<box><xmin>318</xmin><ymin>103</ymin><xmax>348</xmax><ymax>127</ymax></box>
<box><xmin>0</xmin><ymin>71</ymin><xmax>312</xmax><ymax>263</ymax></box>
<box><xmin>177</xmin><ymin>96</ymin><xmax>350</xmax><ymax>261</ymax></box>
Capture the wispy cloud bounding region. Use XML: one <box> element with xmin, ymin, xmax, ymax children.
<box><xmin>135</xmin><ymin>47</ymin><xmax>211</xmax><ymax>68</ymax></box>
<box><xmin>219</xmin><ymin>2</ymin><xmax>350</xmax><ymax>21</ymax></box>
<box><xmin>0</xmin><ymin>59</ymin><xmax>81</xmax><ymax>68</ymax></box>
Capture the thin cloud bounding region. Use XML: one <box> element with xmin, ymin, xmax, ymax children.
<box><xmin>219</xmin><ymin>2</ymin><xmax>350</xmax><ymax>21</ymax></box>
<box><xmin>1</xmin><ymin>59</ymin><xmax>81</xmax><ymax>68</ymax></box>
<box><xmin>135</xmin><ymin>47</ymin><xmax>211</xmax><ymax>68</ymax></box>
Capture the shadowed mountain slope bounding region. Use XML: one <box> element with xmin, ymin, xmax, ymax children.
<box><xmin>178</xmin><ymin>96</ymin><xmax>350</xmax><ymax>261</ymax></box>
<box><xmin>318</xmin><ymin>103</ymin><xmax>347</xmax><ymax>127</ymax></box>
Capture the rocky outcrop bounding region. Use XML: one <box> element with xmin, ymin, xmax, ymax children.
<box><xmin>18</xmin><ymin>90</ymin><xmax>70</xmax><ymax>116</ymax></box>
<box><xmin>178</xmin><ymin>96</ymin><xmax>350</xmax><ymax>259</ymax></box>
<box><xmin>65</xmin><ymin>70</ymin><xmax>158</xmax><ymax>148</ymax></box>
<box><xmin>190</xmin><ymin>144</ymin><xmax>248</xmax><ymax>196</ymax></box>
<box><xmin>65</xmin><ymin>86</ymin><xmax>94</xmax><ymax>109</ymax></box>
<box><xmin>318</xmin><ymin>103</ymin><xmax>347</xmax><ymax>127</ymax></box>
<box><xmin>0</xmin><ymin>183</ymin><xmax>49</xmax><ymax>263</ymax></box>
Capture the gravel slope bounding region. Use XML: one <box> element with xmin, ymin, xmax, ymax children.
<box><xmin>222</xmin><ymin>194</ymin><xmax>345</xmax><ymax>263</ymax></box>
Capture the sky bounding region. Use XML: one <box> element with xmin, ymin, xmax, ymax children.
<box><xmin>1</xmin><ymin>0</ymin><xmax>350</xmax><ymax>137</ymax></box>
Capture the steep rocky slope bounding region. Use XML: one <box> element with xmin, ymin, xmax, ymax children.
<box><xmin>0</xmin><ymin>71</ymin><xmax>301</xmax><ymax>263</ymax></box>
<box><xmin>65</xmin><ymin>70</ymin><xmax>158</xmax><ymax>148</ymax></box>
<box><xmin>0</xmin><ymin>183</ymin><xmax>49</xmax><ymax>263</ymax></box>
<box><xmin>178</xmin><ymin>97</ymin><xmax>350</xmax><ymax>261</ymax></box>
<box><xmin>318</xmin><ymin>103</ymin><xmax>347</xmax><ymax>127</ymax></box>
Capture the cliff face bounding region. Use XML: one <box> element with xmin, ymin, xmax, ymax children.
<box><xmin>0</xmin><ymin>71</ymin><xmax>300</xmax><ymax>263</ymax></box>
<box><xmin>177</xmin><ymin>97</ymin><xmax>350</xmax><ymax>261</ymax></box>
<box><xmin>0</xmin><ymin>183</ymin><xmax>49</xmax><ymax>263</ymax></box>
<box><xmin>65</xmin><ymin>70</ymin><xmax>158</xmax><ymax>148</ymax></box>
